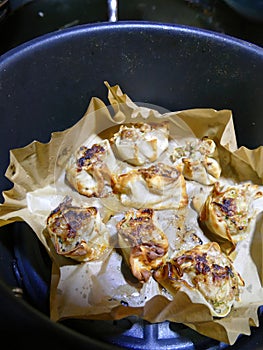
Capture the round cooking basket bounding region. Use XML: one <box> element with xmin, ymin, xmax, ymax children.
<box><xmin>0</xmin><ymin>21</ymin><xmax>263</xmax><ymax>349</ymax></box>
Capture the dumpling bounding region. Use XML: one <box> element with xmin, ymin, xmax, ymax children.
<box><xmin>199</xmin><ymin>181</ymin><xmax>263</xmax><ymax>244</ymax></box>
<box><xmin>170</xmin><ymin>137</ymin><xmax>221</xmax><ymax>185</ymax></box>
<box><xmin>117</xmin><ymin>208</ymin><xmax>169</xmax><ymax>282</ymax></box>
<box><xmin>111</xmin><ymin>122</ymin><xmax>169</xmax><ymax>165</ymax></box>
<box><xmin>65</xmin><ymin>139</ymin><xmax>117</xmax><ymax>197</ymax></box>
<box><xmin>112</xmin><ymin>162</ymin><xmax>188</xmax><ymax>210</ymax></box>
<box><xmin>154</xmin><ymin>242</ymin><xmax>245</xmax><ymax>317</ymax></box>
<box><xmin>46</xmin><ymin>196</ymin><xmax>110</xmax><ymax>262</ymax></box>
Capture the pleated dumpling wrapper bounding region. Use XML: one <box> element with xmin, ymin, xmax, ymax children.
<box><xmin>65</xmin><ymin>139</ymin><xmax>117</xmax><ymax>198</ymax></box>
<box><xmin>154</xmin><ymin>242</ymin><xmax>245</xmax><ymax>318</ymax></box>
<box><xmin>112</xmin><ymin>162</ymin><xmax>188</xmax><ymax>210</ymax></box>
<box><xmin>111</xmin><ymin>121</ymin><xmax>169</xmax><ymax>165</ymax></box>
<box><xmin>170</xmin><ymin>137</ymin><xmax>221</xmax><ymax>185</ymax></box>
<box><xmin>46</xmin><ymin>196</ymin><xmax>111</xmax><ymax>262</ymax></box>
<box><xmin>197</xmin><ymin>181</ymin><xmax>263</xmax><ymax>245</ymax></box>
<box><xmin>117</xmin><ymin>208</ymin><xmax>169</xmax><ymax>282</ymax></box>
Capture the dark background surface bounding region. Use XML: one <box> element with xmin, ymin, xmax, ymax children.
<box><xmin>0</xmin><ymin>0</ymin><xmax>262</xmax><ymax>56</ymax></box>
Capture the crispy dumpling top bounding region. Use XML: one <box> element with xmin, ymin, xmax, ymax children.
<box><xmin>117</xmin><ymin>208</ymin><xmax>169</xmax><ymax>282</ymax></box>
<box><xmin>170</xmin><ymin>137</ymin><xmax>221</xmax><ymax>185</ymax></box>
<box><xmin>198</xmin><ymin>181</ymin><xmax>263</xmax><ymax>245</ymax></box>
<box><xmin>46</xmin><ymin>196</ymin><xmax>110</xmax><ymax>262</ymax></box>
<box><xmin>111</xmin><ymin>121</ymin><xmax>169</xmax><ymax>165</ymax></box>
<box><xmin>65</xmin><ymin>139</ymin><xmax>117</xmax><ymax>197</ymax></box>
<box><xmin>154</xmin><ymin>242</ymin><xmax>245</xmax><ymax>317</ymax></box>
<box><xmin>112</xmin><ymin>162</ymin><xmax>188</xmax><ymax>209</ymax></box>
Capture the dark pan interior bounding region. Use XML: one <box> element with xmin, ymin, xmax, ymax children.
<box><xmin>0</xmin><ymin>21</ymin><xmax>263</xmax><ymax>349</ymax></box>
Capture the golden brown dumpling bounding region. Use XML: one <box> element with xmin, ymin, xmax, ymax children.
<box><xmin>111</xmin><ymin>122</ymin><xmax>169</xmax><ymax>165</ymax></box>
<box><xmin>112</xmin><ymin>162</ymin><xmax>188</xmax><ymax>210</ymax></box>
<box><xmin>65</xmin><ymin>139</ymin><xmax>117</xmax><ymax>197</ymax></box>
<box><xmin>46</xmin><ymin>196</ymin><xmax>110</xmax><ymax>262</ymax></box>
<box><xmin>199</xmin><ymin>181</ymin><xmax>263</xmax><ymax>244</ymax></box>
<box><xmin>154</xmin><ymin>242</ymin><xmax>245</xmax><ymax>317</ymax></box>
<box><xmin>117</xmin><ymin>208</ymin><xmax>169</xmax><ymax>282</ymax></box>
<box><xmin>170</xmin><ymin>137</ymin><xmax>221</xmax><ymax>185</ymax></box>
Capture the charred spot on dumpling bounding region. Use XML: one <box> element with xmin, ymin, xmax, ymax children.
<box><xmin>76</xmin><ymin>144</ymin><xmax>107</xmax><ymax>169</ymax></box>
<box><xmin>46</xmin><ymin>196</ymin><xmax>110</xmax><ymax>262</ymax></box>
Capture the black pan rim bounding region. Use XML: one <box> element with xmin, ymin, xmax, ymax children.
<box><xmin>1</xmin><ymin>20</ymin><xmax>263</xmax><ymax>67</ymax></box>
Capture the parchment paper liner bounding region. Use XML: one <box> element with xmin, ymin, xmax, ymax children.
<box><xmin>0</xmin><ymin>82</ymin><xmax>263</xmax><ymax>345</ymax></box>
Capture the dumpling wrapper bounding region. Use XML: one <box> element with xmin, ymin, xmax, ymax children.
<box><xmin>154</xmin><ymin>242</ymin><xmax>245</xmax><ymax>318</ymax></box>
<box><xmin>198</xmin><ymin>181</ymin><xmax>263</xmax><ymax>245</ymax></box>
<box><xmin>65</xmin><ymin>139</ymin><xmax>117</xmax><ymax>197</ymax></box>
<box><xmin>117</xmin><ymin>208</ymin><xmax>169</xmax><ymax>282</ymax></box>
<box><xmin>170</xmin><ymin>137</ymin><xmax>221</xmax><ymax>185</ymax></box>
<box><xmin>112</xmin><ymin>162</ymin><xmax>188</xmax><ymax>210</ymax></box>
<box><xmin>111</xmin><ymin>122</ymin><xmax>169</xmax><ymax>165</ymax></box>
<box><xmin>46</xmin><ymin>196</ymin><xmax>111</xmax><ymax>262</ymax></box>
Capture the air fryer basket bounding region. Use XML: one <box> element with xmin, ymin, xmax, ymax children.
<box><xmin>1</xmin><ymin>22</ymin><xmax>263</xmax><ymax>349</ymax></box>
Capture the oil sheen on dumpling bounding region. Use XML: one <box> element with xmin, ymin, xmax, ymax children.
<box><xmin>199</xmin><ymin>181</ymin><xmax>263</xmax><ymax>244</ymax></box>
<box><xmin>117</xmin><ymin>208</ymin><xmax>169</xmax><ymax>282</ymax></box>
<box><xmin>46</xmin><ymin>196</ymin><xmax>110</xmax><ymax>262</ymax></box>
<box><xmin>65</xmin><ymin>139</ymin><xmax>117</xmax><ymax>197</ymax></box>
<box><xmin>154</xmin><ymin>242</ymin><xmax>244</xmax><ymax>317</ymax></box>
<box><xmin>111</xmin><ymin>122</ymin><xmax>169</xmax><ymax>165</ymax></box>
<box><xmin>170</xmin><ymin>137</ymin><xmax>221</xmax><ymax>185</ymax></box>
<box><xmin>112</xmin><ymin>162</ymin><xmax>188</xmax><ymax>210</ymax></box>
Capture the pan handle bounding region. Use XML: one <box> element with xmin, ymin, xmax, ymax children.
<box><xmin>107</xmin><ymin>0</ymin><xmax>118</xmax><ymax>22</ymax></box>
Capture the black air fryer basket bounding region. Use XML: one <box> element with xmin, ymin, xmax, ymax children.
<box><xmin>0</xmin><ymin>20</ymin><xmax>263</xmax><ymax>350</ymax></box>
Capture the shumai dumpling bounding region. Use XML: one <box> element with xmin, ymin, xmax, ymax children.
<box><xmin>46</xmin><ymin>196</ymin><xmax>110</xmax><ymax>262</ymax></box>
<box><xmin>65</xmin><ymin>139</ymin><xmax>117</xmax><ymax>197</ymax></box>
<box><xmin>199</xmin><ymin>181</ymin><xmax>263</xmax><ymax>244</ymax></box>
<box><xmin>111</xmin><ymin>122</ymin><xmax>169</xmax><ymax>165</ymax></box>
<box><xmin>154</xmin><ymin>242</ymin><xmax>245</xmax><ymax>317</ymax></box>
<box><xmin>117</xmin><ymin>208</ymin><xmax>169</xmax><ymax>282</ymax></box>
<box><xmin>170</xmin><ymin>137</ymin><xmax>221</xmax><ymax>185</ymax></box>
<box><xmin>112</xmin><ymin>162</ymin><xmax>188</xmax><ymax>210</ymax></box>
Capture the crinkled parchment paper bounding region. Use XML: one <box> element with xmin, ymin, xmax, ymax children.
<box><xmin>1</xmin><ymin>82</ymin><xmax>263</xmax><ymax>345</ymax></box>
